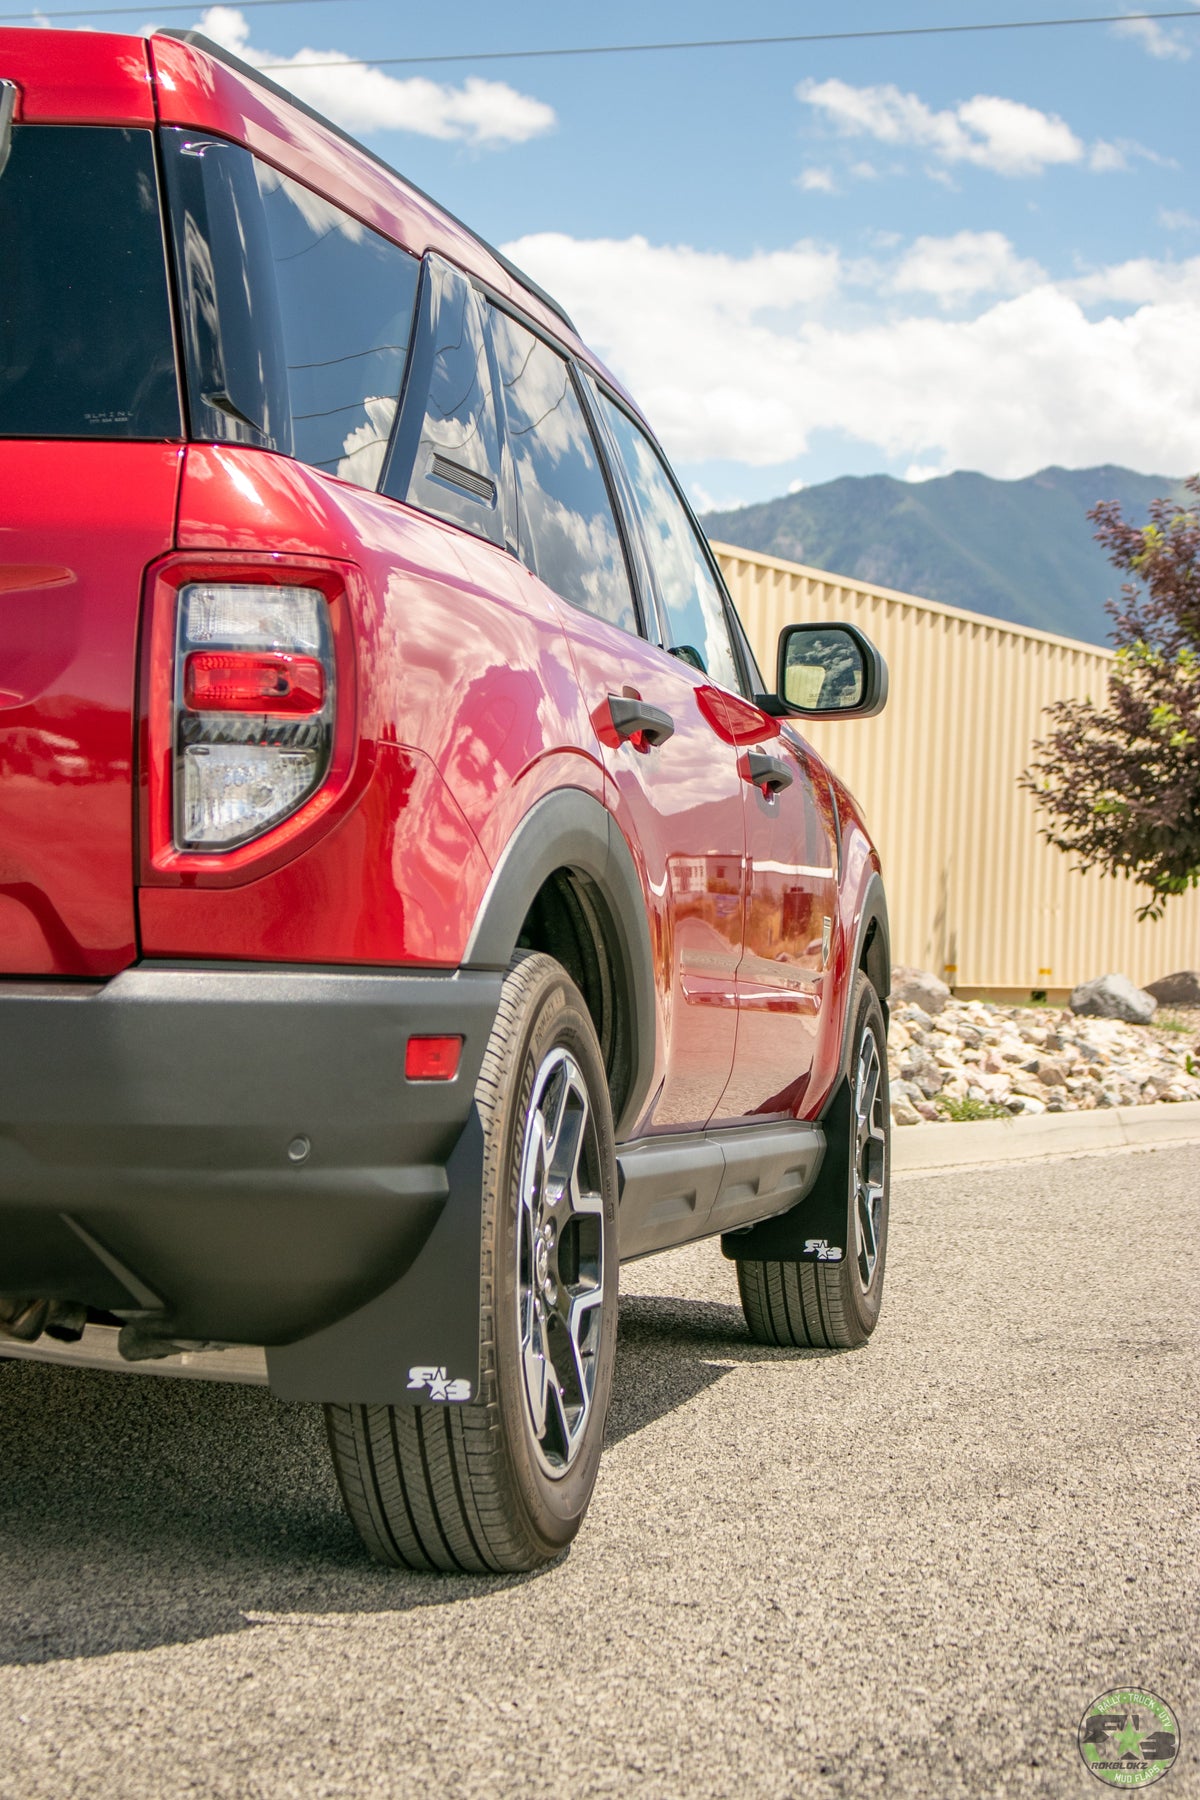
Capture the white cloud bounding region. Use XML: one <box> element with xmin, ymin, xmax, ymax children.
<box><xmin>797</xmin><ymin>167</ymin><xmax>836</xmax><ymax>193</ymax></box>
<box><xmin>690</xmin><ymin>483</ymin><xmax>746</xmax><ymax>513</ymax></box>
<box><xmin>1160</xmin><ymin>207</ymin><xmax>1200</xmax><ymax>231</ymax></box>
<box><xmin>1090</xmin><ymin>137</ymin><xmax>1179</xmax><ymax>173</ymax></box>
<box><xmin>892</xmin><ymin>231</ymin><xmax>1045</xmax><ymax>303</ymax></box>
<box><xmin>193</xmin><ymin>7</ymin><xmax>556</xmax><ymax>147</ymax></box>
<box><xmin>797</xmin><ymin>77</ymin><xmax>1092</xmax><ymax>177</ymax></box>
<box><xmin>905</xmin><ymin>464</ymin><xmax>944</xmax><ymax>483</ymax></box>
<box><xmin>502</xmin><ymin>230</ymin><xmax>1200</xmax><ymax>482</ymax></box>
<box><xmin>1111</xmin><ymin>14</ymin><xmax>1191</xmax><ymax>59</ymax></box>
<box><xmin>1064</xmin><ymin>256</ymin><xmax>1200</xmax><ymax>305</ymax></box>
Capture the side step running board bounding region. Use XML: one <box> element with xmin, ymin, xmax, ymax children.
<box><xmin>616</xmin><ymin>1121</ymin><xmax>825</xmax><ymax>1260</ymax></box>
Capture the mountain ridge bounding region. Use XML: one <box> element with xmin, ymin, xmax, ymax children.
<box><xmin>700</xmin><ymin>465</ymin><xmax>1192</xmax><ymax>646</ymax></box>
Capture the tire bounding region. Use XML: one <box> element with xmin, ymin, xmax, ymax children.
<box><xmin>325</xmin><ymin>952</ymin><xmax>619</xmax><ymax>1572</ymax></box>
<box><xmin>737</xmin><ymin>971</ymin><xmax>890</xmax><ymax>1350</ymax></box>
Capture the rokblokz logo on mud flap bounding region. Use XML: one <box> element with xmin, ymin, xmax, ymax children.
<box><xmin>1078</xmin><ymin>1689</ymin><xmax>1179</xmax><ymax>1787</ymax></box>
<box><xmin>407</xmin><ymin>1366</ymin><xmax>471</xmax><ymax>1402</ymax></box>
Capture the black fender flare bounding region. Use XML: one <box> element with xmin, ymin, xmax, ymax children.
<box><xmin>835</xmin><ymin>869</ymin><xmax>891</xmax><ymax>1087</ymax></box>
<box><xmin>463</xmin><ymin>788</ymin><xmax>657</xmax><ymax>1141</ymax></box>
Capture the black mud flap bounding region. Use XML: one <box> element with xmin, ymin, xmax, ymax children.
<box><xmin>720</xmin><ymin>1076</ymin><xmax>852</xmax><ymax>1265</ymax></box>
<box><xmin>267</xmin><ymin>1109</ymin><xmax>486</xmax><ymax>1405</ymax></box>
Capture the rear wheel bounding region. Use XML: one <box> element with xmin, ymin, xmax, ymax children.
<box><xmin>737</xmin><ymin>972</ymin><xmax>889</xmax><ymax>1349</ymax></box>
<box><xmin>325</xmin><ymin>952</ymin><xmax>618</xmax><ymax>1572</ymax></box>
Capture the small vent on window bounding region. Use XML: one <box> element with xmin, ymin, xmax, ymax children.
<box><xmin>429</xmin><ymin>453</ymin><xmax>496</xmax><ymax>507</ymax></box>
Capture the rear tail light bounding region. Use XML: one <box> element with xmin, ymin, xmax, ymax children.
<box><xmin>174</xmin><ymin>583</ymin><xmax>334</xmax><ymax>850</ymax></box>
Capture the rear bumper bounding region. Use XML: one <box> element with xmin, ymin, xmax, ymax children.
<box><xmin>0</xmin><ymin>963</ymin><xmax>500</xmax><ymax>1393</ymax></box>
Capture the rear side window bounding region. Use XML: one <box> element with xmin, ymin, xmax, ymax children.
<box><xmin>161</xmin><ymin>130</ymin><xmax>418</xmax><ymax>488</ymax></box>
<box><xmin>0</xmin><ymin>125</ymin><xmax>179</xmax><ymax>440</ymax></box>
<box><xmin>256</xmin><ymin>163</ymin><xmax>418</xmax><ymax>486</ymax></box>
<box><xmin>489</xmin><ymin>308</ymin><xmax>637</xmax><ymax>634</ymax></box>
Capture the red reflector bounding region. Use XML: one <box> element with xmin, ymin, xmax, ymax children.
<box><xmin>405</xmin><ymin>1036</ymin><xmax>463</xmax><ymax>1082</ymax></box>
<box><xmin>183</xmin><ymin>651</ymin><xmax>326</xmax><ymax>715</ymax></box>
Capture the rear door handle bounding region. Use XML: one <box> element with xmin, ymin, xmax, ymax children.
<box><xmin>743</xmin><ymin>750</ymin><xmax>795</xmax><ymax>794</ymax></box>
<box><xmin>606</xmin><ymin>695</ymin><xmax>675</xmax><ymax>748</ymax></box>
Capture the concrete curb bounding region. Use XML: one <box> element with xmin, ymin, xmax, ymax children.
<box><xmin>892</xmin><ymin>1099</ymin><xmax>1200</xmax><ymax>1174</ymax></box>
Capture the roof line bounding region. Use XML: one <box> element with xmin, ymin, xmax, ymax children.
<box><xmin>154</xmin><ymin>28</ymin><xmax>577</xmax><ymax>336</ymax></box>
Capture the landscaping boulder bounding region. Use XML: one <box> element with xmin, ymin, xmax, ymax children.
<box><xmin>890</xmin><ymin>965</ymin><xmax>951</xmax><ymax>1015</ymax></box>
<box><xmin>1069</xmin><ymin>973</ymin><xmax>1157</xmax><ymax>1024</ymax></box>
<box><xmin>1145</xmin><ymin>970</ymin><xmax>1200</xmax><ymax>1008</ymax></box>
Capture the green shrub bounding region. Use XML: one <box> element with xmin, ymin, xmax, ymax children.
<box><xmin>935</xmin><ymin>1094</ymin><xmax>1012</xmax><ymax>1123</ymax></box>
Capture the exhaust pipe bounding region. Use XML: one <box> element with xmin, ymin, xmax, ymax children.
<box><xmin>0</xmin><ymin>1298</ymin><xmax>87</xmax><ymax>1344</ymax></box>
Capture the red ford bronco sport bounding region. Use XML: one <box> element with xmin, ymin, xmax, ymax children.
<box><xmin>0</xmin><ymin>27</ymin><xmax>891</xmax><ymax>1572</ymax></box>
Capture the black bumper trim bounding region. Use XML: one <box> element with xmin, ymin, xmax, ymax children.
<box><xmin>0</xmin><ymin>962</ymin><xmax>501</xmax><ymax>1396</ymax></box>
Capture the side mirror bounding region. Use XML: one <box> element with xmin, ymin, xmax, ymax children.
<box><xmin>772</xmin><ymin>621</ymin><xmax>888</xmax><ymax>720</ymax></box>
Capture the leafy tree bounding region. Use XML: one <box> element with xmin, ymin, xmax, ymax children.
<box><xmin>1022</xmin><ymin>476</ymin><xmax>1200</xmax><ymax>920</ymax></box>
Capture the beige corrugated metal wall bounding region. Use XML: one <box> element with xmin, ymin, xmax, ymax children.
<box><xmin>714</xmin><ymin>541</ymin><xmax>1200</xmax><ymax>996</ymax></box>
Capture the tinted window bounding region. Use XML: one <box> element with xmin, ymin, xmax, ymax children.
<box><xmin>0</xmin><ymin>126</ymin><xmax>179</xmax><ymax>439</ymax></box>
<box><xmin>597</xmin><ymin>395</ymin><xmax>744</xmax><ymax>693</ymax></box>
<box><xmin>162</xmin><ymin>130</ymin><xmax>418</xmax><ymax>487</ymax></box>
<box><xmin>490</xmin><ymin>310</ymin><xmax>637</xmax><ymax>633</ymax></box>
<box><xmin>163</xmin><ymin>133</ymin><xmax>291</xmax><ymax>452</ymax></box>
<box><xmin>256</xmin><ymin>163</ymin><xmax>418</xmax><ymax>486</ymax></box>
<box><xmin>386</xmin><ymin>257</ymin><xmax>507</xmax><ymax>547</ymax></box>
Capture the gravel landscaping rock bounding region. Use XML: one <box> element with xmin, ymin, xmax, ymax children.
<box><xmin>887</xmin><ymin>993</ymin><xmax>1200</xmax><ymax>1126</ymax></box>
<box><xmin>1145</xmin><ymin>969</ymin><xmax>1200</xmax><ymax>1006</ymax></box>
<box><xmin>1069</xmin><ymin>972</ymin><xmax>1157</xmax><ymax>1023</ymax></box>
<box><xmin>890</xmin><ymin>965</ymin><xmax>951</xmax><ymax>1015</ymax></box>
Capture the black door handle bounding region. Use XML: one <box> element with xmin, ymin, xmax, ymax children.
<box><xmin>744</xmin><ymin>750</ymin><xmax>795</xmax><ymax>794</ymax></box>
<box><xmin>607</xmin><ymin>695</ymin><xmax>676</xmax><ymax>748</ymax></box>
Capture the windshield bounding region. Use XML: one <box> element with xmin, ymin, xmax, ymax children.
<box><xmin>0</xmin><ymin>125</ymin><xmax>180</xmax><ymax>440</ymax></box>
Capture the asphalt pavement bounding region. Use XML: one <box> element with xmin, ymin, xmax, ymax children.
<box><xmin>0</xmin><ymin>1141</ymin><xmax>1197</xmax><ymax>1799</ymax></box>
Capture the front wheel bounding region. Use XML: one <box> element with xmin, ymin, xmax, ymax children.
<box><xmin>325</xmin><ymin>953</ymin><xmax>619</xmax><ymax>1572</ymax></box>
<box><xmin>737</xmin><ymin>971</ymin><xmax>890</xmax><ymax>1349</ymax></box>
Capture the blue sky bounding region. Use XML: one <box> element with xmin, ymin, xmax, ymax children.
<box><xmin>21</xmin><ymin>0</ymin><xmax>1200</xmax><ymax>507</ymax></box>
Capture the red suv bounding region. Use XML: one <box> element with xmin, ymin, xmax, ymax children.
<box><xmin>0</xmin><ymin>28</ymin><xmax>892</xmax><ymax>1572</ymax></box>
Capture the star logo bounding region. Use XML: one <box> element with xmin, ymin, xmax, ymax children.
<box><xmin>1115</xmin><ymin>1721</ymin><xmax>1148</xmax><ymax>1760</ymax></box>
<box><xmin>407</xmin><ymin>1364</ymin><xmax>472</xmax><ymax>1402</ymax></box>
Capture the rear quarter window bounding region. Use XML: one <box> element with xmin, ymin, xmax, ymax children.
<box><xmin>161</xmin><ymin>130</ymin><xmax>419</xmax><ymax>489</ymax></box>
<box><xmin>0</xmin><ymin>125</ymin><xmax>179</xmax><ymax>440</ymax></box>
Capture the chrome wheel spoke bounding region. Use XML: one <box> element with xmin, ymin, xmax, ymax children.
<box><xmin>522</xmin><ymin>1320</ymin><xmax>551</xmax><ymax>1442</ymax></box>
<box><xmin>852</xmin><ymin>1024</ymin><xmax>887</xmax><ymax>1294</ymax></box>
<box><xmin>516</xmin><ymin>1046</ymin><xmax>607</xmax><ymax>1478</ymax></box>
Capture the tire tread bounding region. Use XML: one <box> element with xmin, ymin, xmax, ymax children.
<box><xmin>325</xmin><ymin>952</ymin><xmax>614</xmax><ymax>1573</ymax></box>
<box><xmin>735</xmin><ymin>973</ymin><xmax>890</xmax><ymax>1353</ymax></box>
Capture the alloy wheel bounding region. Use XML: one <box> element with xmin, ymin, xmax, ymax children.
<box><xmin>515</xmin><ymin>1047</ymin><xmax>606</xmax><ymax>1477</ymax></box>
<box><xmin>853</xmin><ymin>1023</ymin><xmax>887</xmax><ymax>1293</ymax></box>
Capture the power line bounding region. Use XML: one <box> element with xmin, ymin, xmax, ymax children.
<box><xmin>224</xmin><ymin>11</ymin><xmax>1200</xmax><ymax>70</ymax></box>
<box><xmin>0</xmin><ymin>0</ymin><xmax>354</xmax><ymax>20</ymax></box>
<box><xmin>4</xmin><ymin>5</ymin><xmax>1194</xmax><ymax>62</ymax></box>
